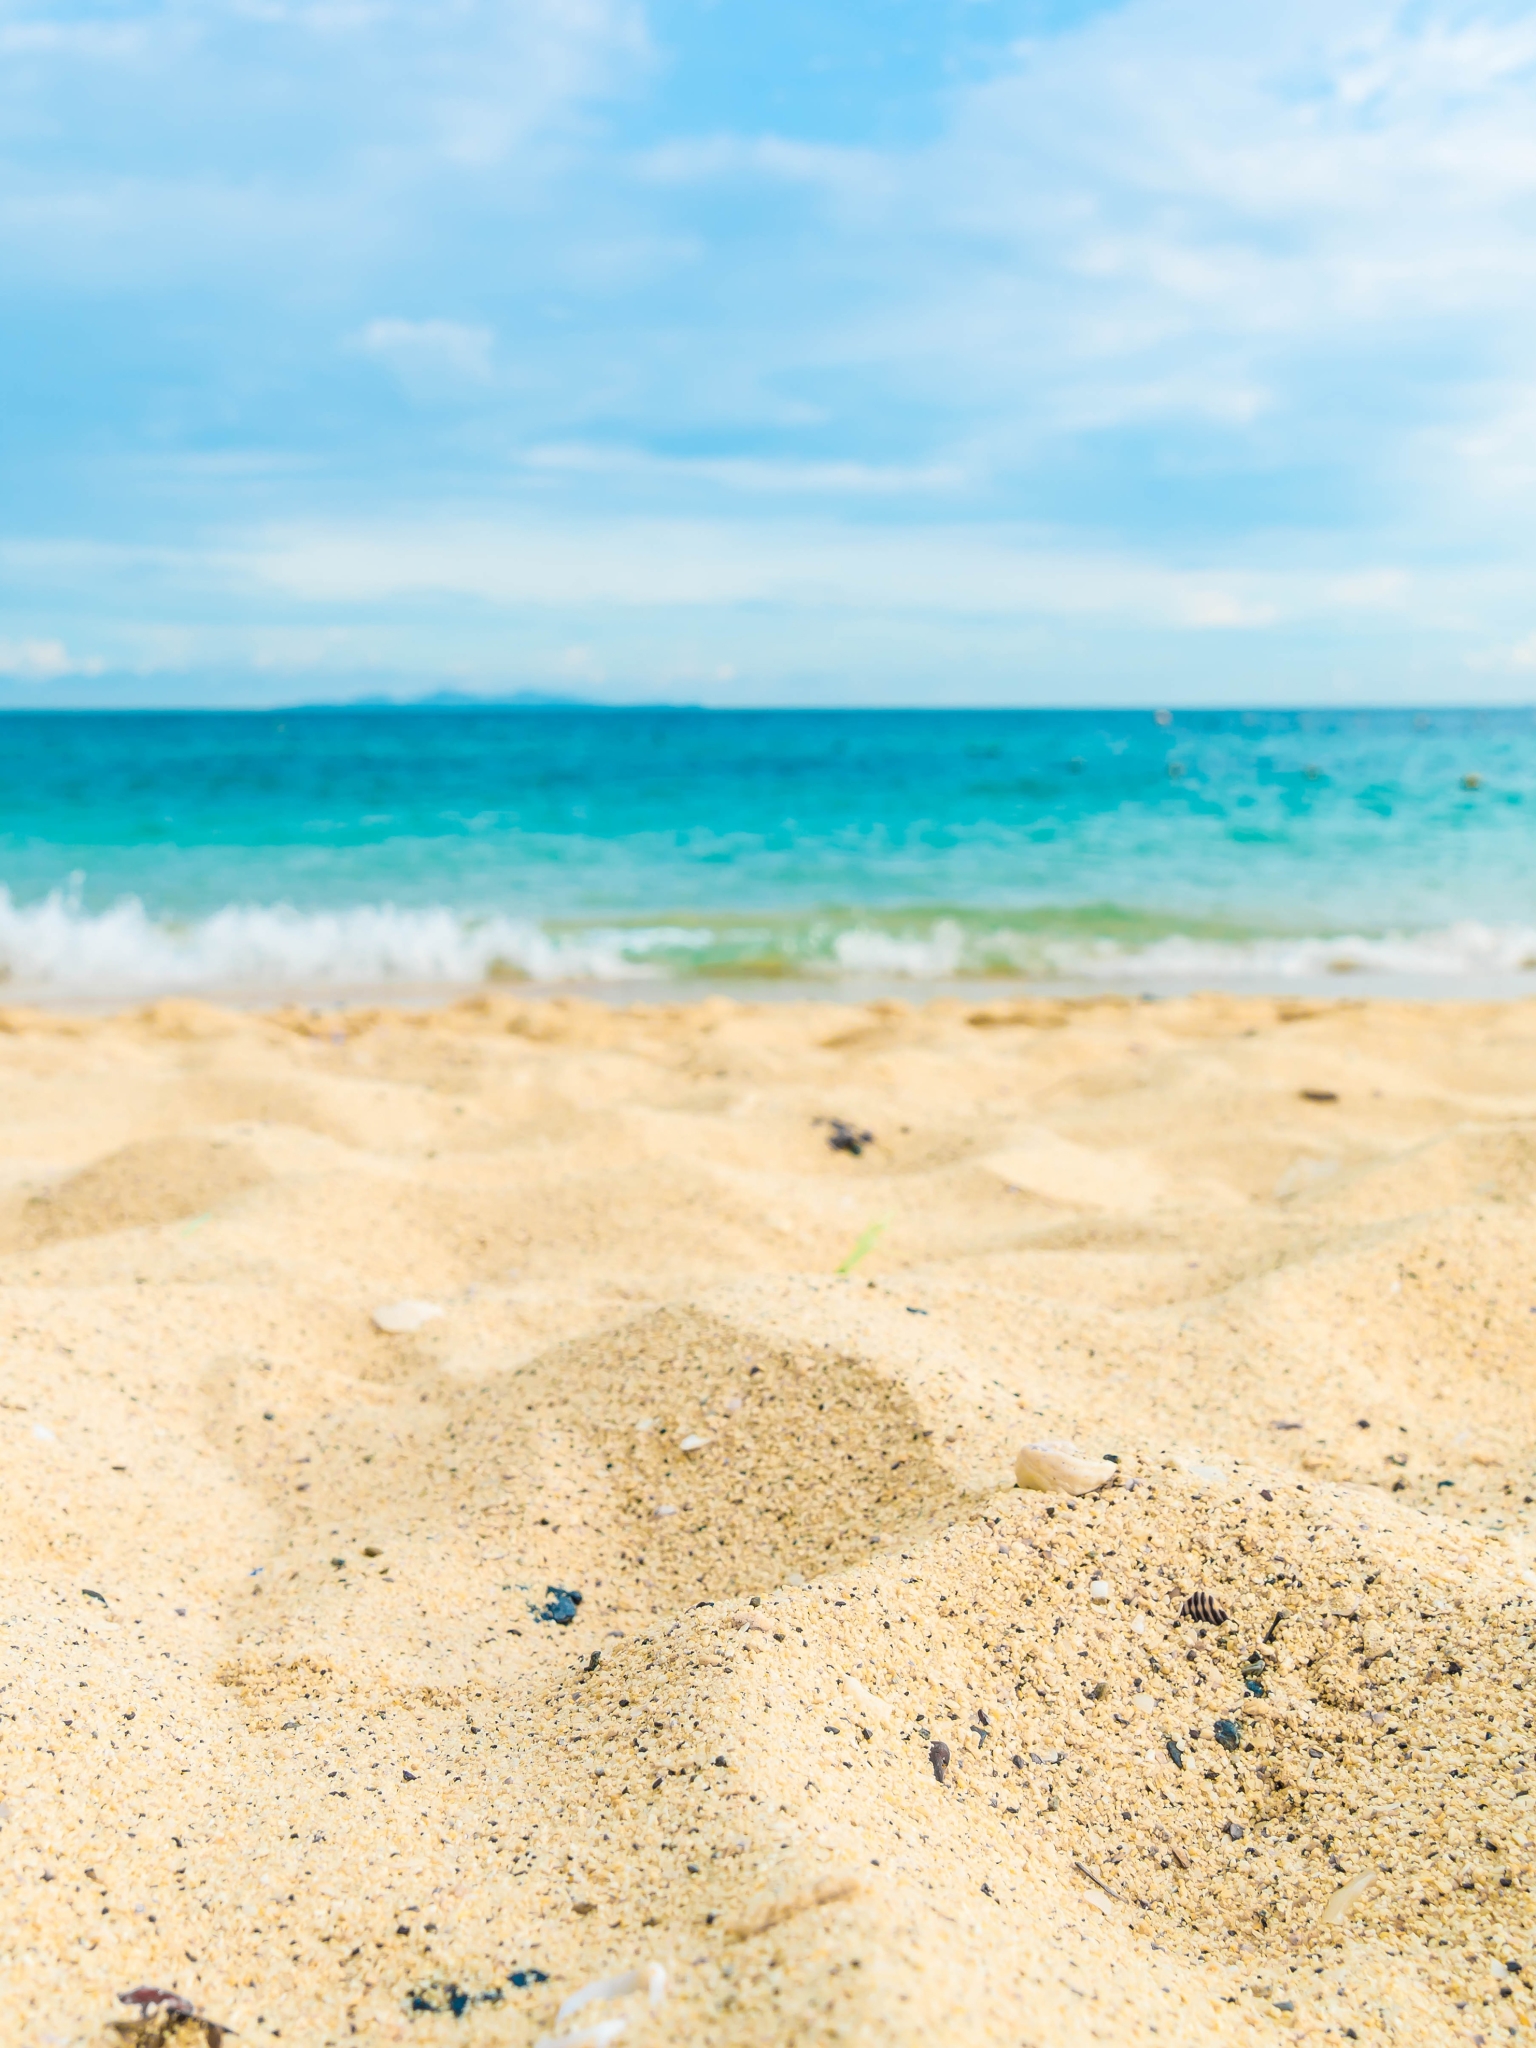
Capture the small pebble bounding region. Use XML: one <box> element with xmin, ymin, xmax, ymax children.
<box><xmin>929</xmin><ymin>1741</ymin><xmax>950</xmax><ymax>1783</ymax></box>
<box><xmin>371</xmin><ymin>1299</ymin><xmax>442</xmax><ymax>1334</ymax></box>
<box><xmin>1214</xmin><ymin>1718</ymin><xmax>1241</xmax><ymax>1751</ymax></box>
<box><xmin>534</xmin><ymin>1586</ymin><xmax>583</xmax><ymax>1626</ymax></box>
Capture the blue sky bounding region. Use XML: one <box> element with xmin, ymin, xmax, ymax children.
<box><xmin>7</xmin><ymin>0</ymin><xmax>1536</xmax><ymax>704</ymax></box>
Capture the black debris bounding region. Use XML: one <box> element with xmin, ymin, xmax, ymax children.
<box><xmin>929</xmin><ymin>1740</ymin><xmax>951</xmax><ymax>1784</ymax></box>
<box><xmin>409</xmin><ymin>1982</ymin><xmax>505</xmax><ymax>2016</ymax></box>
<box><xmin>113</xmin><ymin>1986</ymin><xmax>231</xmax><ymax>2045</ymax></box>
<box><xmin>509</xmin><ymin>1969</ymin><xmax>550</xmax><ymax>1988</ymax></box>
<box><xmin>118</xmin><ymin>1991</ymin><xmax>194</xmax><ymax>2018</ymax></box>
<box><xmin>534</xmin><ymin>1586</ymin><xmax>583</xmax><ymax>1626</ymax></box>
<box><xmin>819</xmin><ymin>1117</ymin><xmax>874</xmax><ymax>1156</ymax></box>
<box><xmin>1166</xmin><ymin>1737</ymin><xmax>1185</xmax><ymax>1770</ymax></box>
<box><xmin>1300</xmin><ymin>1089</ymin><xmax>1339</xmax><ymax>1102</ymax></box>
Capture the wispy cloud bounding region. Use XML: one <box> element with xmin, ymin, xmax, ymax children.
<box><xmin>522</xmin><ymin>444</ymin><xmax>963</xmax><ymax>493</ymax></box>
<box><xmin>0</xmin><ymin>637</ymin><xmax>103</xmax><ymax>680</ymax></box>
<box><xmin>226</xmin><ymin>512</ymin><xmax>1396</xmax><ymax>628</ymax></box>
<box><xmin>354</xmin><ymin>318</ymin><xmax>497</xmax><ymax>396</ymax></box>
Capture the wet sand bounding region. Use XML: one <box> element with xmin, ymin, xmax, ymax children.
<box><xmin>2</xmin><ymin>989</ymin><xmax>1534</xmax><ymax>2046</ymax></box>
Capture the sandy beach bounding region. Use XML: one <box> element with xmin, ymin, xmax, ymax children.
<box><xmin>2</xmin><ymin>988</ymin><xmax>1533</xmax><ymax>2046</ymax></box>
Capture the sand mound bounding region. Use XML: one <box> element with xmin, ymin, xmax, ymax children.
<box><xmin>16</xmin><ymin>1135</ymin><xmax>270</xmax><ymax>1246</ymax></box>
<box><xmin>1</xmin><ymin>991</ymin><xmax>1534</xmax><ymax>2045</ymax></box>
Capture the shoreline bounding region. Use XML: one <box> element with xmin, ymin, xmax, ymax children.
<box><xmin>7</xmin><ymin>965</ymin><xmax>1536</xmax><ymax>1017</ymax></box>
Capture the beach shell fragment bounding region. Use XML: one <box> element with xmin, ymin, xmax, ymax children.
<box><xmin>1318</xmin><ymin>1868</ymin><xmax>1380</xmax><ymax>1928</ymax></box>
<box><xmin>839</xmin><ymin>1672</ymin><xmax>893</xmax><ymax>1722</ymax></box>
<box><xmin>1014</xmin><ymin>1442</ymin><xmax>1119</xmax><ymax>1496</ymax></box>
<box><xmin>556</xmin><ymin>1964</ymin><xmax>666</xmax><ymax>2027</ymax></box>
<box><xmin>1089</xmin><ymin>1578</ymin><xmax>1112</xmax><ymax>1602</ymax></box>
<box><xmin>1181</xmin><ymin>1591</ymin><xmax>1228</xmax><ymax>1625</ymax></box>
<box><xmin>678</xmin><ymin>1434</ymin><xmax>709</xmax><ymax>1452</ymax></box>
<box><xmin>371</xmin><ymin>1299</ymin><xmax>442</xmax><ymax>1335</ymax></box>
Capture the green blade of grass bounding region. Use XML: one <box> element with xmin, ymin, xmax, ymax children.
<box><xmin>837</xmin><ymin>1220</ymin><xmax>887</xmax><ymax>1274</ymax></box>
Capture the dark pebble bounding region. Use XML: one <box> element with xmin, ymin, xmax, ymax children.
<box><xmin>1166</xmin><ymin>1737</ymin><xmax>1185</xmax><ymax>1770</ymax></box>
<box><xmin>1214</xmin><ymin>1719</ymin><xmax>1241</xmax><ymax>1751</ymax></box>
<box><xmin>929</xmin><ymin>1740</ymin><xmax>950</xmax><ymax>1784</ymax></box>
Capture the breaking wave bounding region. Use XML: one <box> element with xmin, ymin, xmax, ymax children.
<box><xmin>3</xmin><ymin>888</ymin><xmax>1536</xmax><ymax>996</ymax></box>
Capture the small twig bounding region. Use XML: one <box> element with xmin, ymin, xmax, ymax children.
<box><xmin>1073</xmin><ymin>1861</ymin><xmax>1121</xmax><ymax>1902</ymax></box>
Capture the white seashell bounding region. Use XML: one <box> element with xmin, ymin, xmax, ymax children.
<box><xmin>653</xmin><ymin>1504</ymin><xmax>678</xmax><ymax>1518</ymax></box>
<box><xmin>1089</xmin><ymin>1579</ymin><xmax>1112</xmax><ymax>1601</ymax></box>
<box><xmin>1133</xmin><ymin>1694</ymin><xmax>1157</xmax><ymax>1716</ymax></box>
<box><xmin>839</xmin><ymin>1672</ymin><xmax>894</xmax><ymax>1722</ymax></box>
<box><xmin>557</xmin><ymin>1963</ymin><xmax>666</xmax><ymax>2027</ymax></box>
<box><xmin>371</xmin><ymin>1299</ymin><xmax>442</xmax><ymax>1335</ymax></box>
<box><xmin>1015</xmin><ymin>1442</ymin><xmax>1118</xmax><ymax>1496</ymax></box>
<box><xmin>1318</xmin><ymin>1868</ymin><xmax>1379</xmax><ymax>1926</ymax></box>
<box><xmin>678</xmin><ymin>1434</ymin><xmax>709</xmax><ymax>1452</ymax></box>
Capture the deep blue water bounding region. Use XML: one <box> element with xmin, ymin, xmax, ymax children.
<box><xmin>1</xmin><ymin>706</ymin><xmax>1533</xmax><ymax>992</ymax></box>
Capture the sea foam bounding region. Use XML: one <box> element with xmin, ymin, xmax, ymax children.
<box><xmin>3</xmin><ymin>888</ymin><xmax>1536</xmax><ymax>995</ymax></box>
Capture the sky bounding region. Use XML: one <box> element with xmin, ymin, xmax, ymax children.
<box><xmin>7</xmin><ymin>0</ymin><xmax>1536</xmax><ymax>706</ymax></box>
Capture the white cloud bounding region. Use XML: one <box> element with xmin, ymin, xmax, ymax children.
<box><xmin>522</xmin><ymin>444</ymin><xmax>964</xmax><ymax>494</ymax></box>
<box><xmin>757</xmin><ymin>1</ymin><xmax>1536</xmax><ymax>495</ymax></box>
<box><xmin>634</xmin><ymin>133</ymin><xmax>891</xmax><ymax>207</ymax></box>
<box><xmin>226</xmin><ymin>511</ymin><xmax>1428</xmax><ymax>631</ymax></box>
<box><xmin>0</xmin><ymin>0</ymin><xmax>649</xmax><ymax>280</ymax></box>
<box><xmin>354</xmin><ymin>318</ymin><xmax>496</xmax><ymax>396</ymax></box>
<box><xmin>0</xmin><ymin>638</ymin><xmax>103</xmax><ymax>680</ymax></box>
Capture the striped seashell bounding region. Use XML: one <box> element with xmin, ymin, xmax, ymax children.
<box><xmin>1181</xmin><ymin>1590</ymin><xmax>1229</xmax><ymax>1625</ymax></box>
<box><xmin>1014</xmin><ymin>1442</ymin><xmax>1119</xmax><ymax>1496</ymax></box>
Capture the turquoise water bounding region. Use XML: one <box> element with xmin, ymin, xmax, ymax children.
<box><xmin>1</xmin><ymin>707</ymin><xmax>1534</xmax><ymax>993</ymax></box>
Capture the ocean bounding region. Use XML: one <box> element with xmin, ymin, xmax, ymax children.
<box><xmin>2</xmin><ymin>705</ymin><xmax>1534</xmax><ymax>999</ymax></box>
